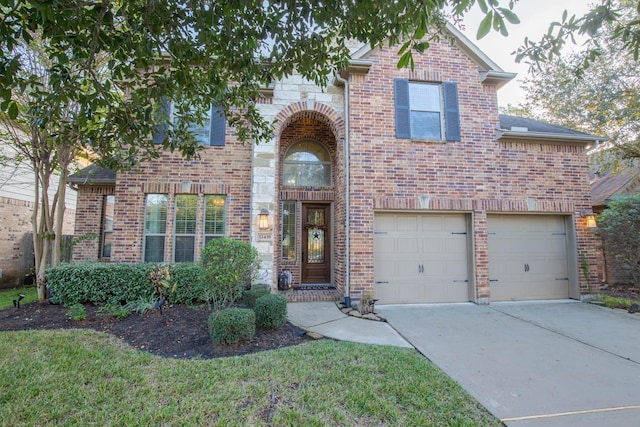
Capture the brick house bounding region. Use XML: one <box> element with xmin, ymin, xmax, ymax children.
<box><xmin>69</xmin><ymin>24</ymin><xmax>602</xmax><ymax>304</ymax></box>
<box><xmin>0</xmin><ymin>141</ymin><xmax>76</xmax><ymax>288</ymax></box>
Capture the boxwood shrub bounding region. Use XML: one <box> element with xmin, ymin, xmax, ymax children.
<box><xmin>242</xmin><ymin>284</ymin><xmax>272</xmax><ymax>308</ymax></box>
<box><xmin>208</xmin><ymin>308</ymin><xmax>256</xmax><ymax>345</ymax></box>
<box><xmin>254</xmin><ymin>293</ymin><xmax>287</xmax><ymax>329</ymax></box>
<box><xmin>47</xmin><ymin>262</ymin><xmax>156</xmax><ymax>306</ymax></box>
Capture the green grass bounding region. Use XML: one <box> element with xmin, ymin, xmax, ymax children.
<box><xmin>0</xmin><ymin>286</ymin><xmax>38</xmax><ymax>309</ymax></box>
<box><xmin>601</xmin><ymin>295</ymin><xmax>637</xmax><ymax>310</ymax></box>
<box><xmin>0</xmin><ymin>330</ymin><xmax>501</xmax><ymax>426</ymax></box>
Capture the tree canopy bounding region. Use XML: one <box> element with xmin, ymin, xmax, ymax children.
<box><xmin>0</xmin><ymin>0</ymin><xmax>521</xmax><ymax>170</ymax></box>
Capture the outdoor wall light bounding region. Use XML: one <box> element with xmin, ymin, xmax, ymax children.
<box><xmin>580</xmin><ymin>209</ymin><xmax>597</xmax><ymax>229</ymax></box>
<box><xmin>258</xmin><ymin>209</ymin><xmax>270</xmax><ymax>231</ymax></box>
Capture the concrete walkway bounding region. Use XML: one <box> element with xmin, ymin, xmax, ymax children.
<box><xmin>287</xmin><ymin>301</ymin><xmax>412</xmax><ymax>348</ymax></box>
<box><xmin>378</xmin><ymin>301</ymin><xmax>640</xmax><ymax>427</ymax></box>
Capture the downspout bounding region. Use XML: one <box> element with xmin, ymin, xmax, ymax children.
<box><xmin>335</xmin><ymin>72</ymin><xmax>350</xmax><ymax>308</ymax></box>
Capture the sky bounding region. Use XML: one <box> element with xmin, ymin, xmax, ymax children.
<box><xmin>459</xmin><ymin>0</ymin><xmax>594</xmax><ymax>107</ymax></box>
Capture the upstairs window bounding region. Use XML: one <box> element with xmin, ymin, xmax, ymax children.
<box><xmin>394</xmin><ymin>79</ymin><xmax>460</xmax><ymax>141</ymax></box>
<box><xmin>283</xmin><ymin>140</ymin><xmax>332</xmax><ymax>187</ymax></box>
<box><xmin>153</xmin><ymin>101</ymin><xmax>226</xmax><ymax>146</ymax></box>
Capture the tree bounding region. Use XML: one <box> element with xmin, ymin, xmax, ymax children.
<box><xmin>597</xmin><ymin>194</ymin><xmax>640</xmax><ymax>285</ymax></box>
<box><xmin>0</xmin><ymin>1</ymin><xmax>520</xmax><ymax>301</ymax></box>
<box><xmin>516</xmin><ymin>0</ymin><xmax>640</xmax><ymax>75</ymax></box>
<box><xmin>514</xmin><ymin>1</ymin><xmax>639</xmax><ymax>165</ymax></box>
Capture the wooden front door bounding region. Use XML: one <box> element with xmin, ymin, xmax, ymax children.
<box><xmin>302</xmin><ymin>204</ymin><xmax>331</xmax><ymax>283</ymax></box>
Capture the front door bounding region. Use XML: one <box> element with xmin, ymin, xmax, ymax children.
<box><xmin>302</xmin><ymin>204</ymin><xmax>331</xmax><ymax>283</ymax></box>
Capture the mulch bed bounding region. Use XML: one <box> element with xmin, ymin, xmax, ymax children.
<box><xmin>0</xmin><ymin>302</ymin><xmax>313</xmax><ymax>359</ymax></box>
<box><xmin>598</xmin><ymin>284</ymin><xmax>640</xmax><ymax>301</ymax></box>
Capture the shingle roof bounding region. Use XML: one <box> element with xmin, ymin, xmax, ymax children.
<box><xmin>498</xmin><ymin>115</ymin><xmax>596</xmax><ymax>137</ymax></box>
<box><xmin>590</xmin><ymin>164</ymin><xmax>639</xmax><ymax>207</ymax></box>
<box><xmin>68</xmin><ymin>164</ymin><xmax>116</xmax><ymax>185</ymax></box>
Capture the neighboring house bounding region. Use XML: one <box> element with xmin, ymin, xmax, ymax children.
<box><xmin>69</xmin><ymin>24</ymin><xmax>602</xmax><ymax>304</ymax></box>
<box><xmin>0</xmin><ymin>141</ymin><xmax>76</xmax><ymax>288</ymax></box>
<box><xmin>590</xmin><ymin>163</ymin><xmax>640</xmax><ymax>284</ymax></box>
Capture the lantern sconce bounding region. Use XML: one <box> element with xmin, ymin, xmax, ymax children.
<box><xmin>580</xmin><ymin>209</ymin><xmax>597</xmax><ymax>229</ymax></box>
<box><xmin>258</xmin><ymin>209</ymin><xmax>270</xmax><ymax>231</ymax></box>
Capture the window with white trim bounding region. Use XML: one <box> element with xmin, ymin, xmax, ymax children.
<box><xmin>101</xmin><ymin>195</ymin><xmax>115</xmax><ymax>258</ymax></box>
<box><xmin>174</xmin><ymin>195</ymin><xmax>197</xmax><ymax>262</ymax></box>
<box><xmin>143</xmin><ymin>194</ymin><xmax>168</xmax><ymax>262</ymax></box>
<box><xmin>204</xmin><ymin>195</ymin><xmax>226</xmax><ymax>245</ymax></box>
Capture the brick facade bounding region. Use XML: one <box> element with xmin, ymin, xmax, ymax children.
<box><xmin>71</xmin><ymin>32</ymin><xmax>598</xmax><ymax>303</ymax></box>
<box><xmin>0</xmin><ymin>196</ymin><xmax>75</xmax><ymax>288</ymax></box>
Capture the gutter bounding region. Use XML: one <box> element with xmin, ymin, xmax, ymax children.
<box><xmin>497</xmin><ymin>130</ymin><xmax>605</xmax><ymax>147</ymax></box>
<box><xmin>334</xmin><ymin>72</ymin><xmax>351</xmax><ymax>308</ymax></box>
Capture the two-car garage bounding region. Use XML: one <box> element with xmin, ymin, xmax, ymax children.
<box><xmin>373</xmin><ymin>213</ymin><xmax>573</xmax><ymax>304</ymax></box>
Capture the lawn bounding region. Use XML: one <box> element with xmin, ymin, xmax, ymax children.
<box><xmin>0</xmin><ymin>286</ymin><xmax>37</xmax><ymax>309</ymax></box>
<box><xmin>0</xmin><ymin>330</ymin><xmax>502</xmax><ymax>426</ymax></box>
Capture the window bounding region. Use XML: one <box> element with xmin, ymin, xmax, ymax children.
<box><xmin>281</xmin><ymin>201</ymin><xmax>296</xmax><ymax>261</ymax></box>
<box><xmin>394</xmin><ymin>79</ymin><xmax>460</xmax><ymax>141</ymax></box>
<box><xmin>282</xmin><ymin>140</ymin><xmax>332</xmax><ymax>187</ymax></box>
<box><xmin>143</xmin><ymin>194</ymin><xmax>168</xmax><ymax>262</ymax></box>
<box><xmin>204</xmin><ymin>195</ymin><xmax>226</xmax><ymax>245</ymax></box>
<box><xmin>153</xmin><ymin>100</ymin><xmax>226</xmax><ymax>146</ymax></box>
<box><xmin>174</xmin><ymin>195</ymin><xmax>197</xmax><ymax>262</ymax></box>
<box><xmin>101</xmin><ymin>195</ymin><xmax>115</xmax><ymax>258</ymax></box>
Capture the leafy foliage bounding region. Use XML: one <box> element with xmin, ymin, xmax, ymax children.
<box><xmin>170</xmin><ymin>263</ymin><xmax>208</xmax><ymax>304</ymax></box>
<box><xmin>516</xmin><ymin>0</ymin><xmax>640</xmax><ymax>75</ymax></box>
<box><xmin>254</xmin><ymin>293</ymin><xmax>288</xmax><ymax>329</ymax></box>
<box><xmin>47</xmin><ymin>262</ymin><xmax>157</xmax><ymax>305</ymax></box>
<box><xmin>597</xmin><ymin>194</ymin><xmax>640</xmax><ymax>284</ymax></box>
<box><xmin>243</xmin><ymin>284</ymin><xmax>272</xmax><ymax>309</ymax></box>
<box><xmin>208</xmin><ymin>308</ymin><xmax>256</xmax><ymax>345</ymax></box>
<box><xmin>66</xmin><ymin>304</ymin><xmax>87</xmax><ymax>321</ymax></box>
<box><xmin>200</xmin><ymin>238</ymin><xmax>260</xmax><ymax>309</ymax></box>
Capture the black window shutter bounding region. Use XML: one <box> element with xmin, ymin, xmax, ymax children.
<box><xmin>443</xmin><ymin>82</ymin><xmax>461</xmax><ymax>141</ymax></box>
<box><xmin>152</xmin><ymin>97</ymin><xmax>170</xmax><ymax>145</ymax></box>
<box><xmin>394</xmin><ymin>78</ymin><xmax>411</xmax><ymax>139</ymax></box>
<box><xmin>209</xmin><ymin>105</ymin><xmax>226</xmax><ymax>146</ymax></box>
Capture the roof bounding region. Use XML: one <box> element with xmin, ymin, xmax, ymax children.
<box><xmin>68</xmin><ymin>164</ymin><xmax>116</xmax><ymax>185</ymax></box>
<box><xmin>590</xmin><ymin>164</ymin><xmax>640</xmax><ymax>207</ymax></box>
<box><xmin>342</xmin><ymin>22</ymin><xmax>516</xmax><ymax>89</ymax></box>
<box><xmin>497</xmin><ymin>115</ymin><xmax>606</xmax><ymax>145</ymax></box>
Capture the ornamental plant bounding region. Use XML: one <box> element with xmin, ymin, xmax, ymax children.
<box><xmin>200</xmin><ymin>238</ymin><xmax>260</xmax><ymax>308</ymax></box>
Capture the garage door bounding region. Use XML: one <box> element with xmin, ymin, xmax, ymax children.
<box><xmin>488</xmin><ymin>215</ymin><xmax>569</xmax><ymax>301</ymax></box>
<box><xmin>374</xmin><ymin>213</ymin><xmax>470</xmax><ymax>304</ymax></box>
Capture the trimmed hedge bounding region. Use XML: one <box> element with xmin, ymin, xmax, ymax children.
<box><xmin>47</xmin><ymin>262</ymin><xmax>156</xmax><ymax>306</ymax></box>
<box><xmin>170</xmin><ymin>263</ymin><xmax>207</xmax><ymax>304</ymax></box>
<box><xmin>47</xmin><ymin>262</ymin><xmax>209</xmax><ymax>306</ymax></box>
<box><xmin>208</xmin><ymin>308</ymin><xmax>256</xmax><ymax>345</ymax></box>
<box><xmin>242</xmin><ymin>284</ymin><xmax>272</xmax><ymax>308</ymax></box>
<box><xmin>254</xmin><ymin>293</ymin><xmax>287</xmax><ymax>329</ymax></box>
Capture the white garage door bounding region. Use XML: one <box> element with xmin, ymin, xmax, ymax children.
<box><xmin>488</xmin><ymin>215</ymin><xmax>569</xmax><ymax>301</ymax></box>
<box><xmin>374</xmin><ymin>213</ymin><xmax>470</xmax><ymax>304</ymax></box>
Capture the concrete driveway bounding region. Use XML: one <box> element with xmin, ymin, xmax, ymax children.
<box><xmin>378</xmin><ymin>301</ymin><xmax>640</xmax><ymax>426</ymax></box>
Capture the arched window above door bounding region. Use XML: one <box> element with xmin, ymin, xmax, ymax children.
<box><xmin>282</xmin><ymin>140</ymin><xmax>332</xmax><ymax>187</ymax></box>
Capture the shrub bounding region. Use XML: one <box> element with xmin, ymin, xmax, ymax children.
<box><xmin>200</xmin><ymin>238</ymin><xmax>260</xmax><ymax>308</ymax></box>
<box><xmin>170</xmin><ymin>263</ymin><xmax>207</xmax><ymax>304</ymax></box>
<box><xmin>47</xmin><ymin>262</ymin><xmax>155</xmax><ymax>306</ymax></box>
<box><xmin>243</xmin><ymin>284</ymin><xmax>272</xmax><ymax>308</ymax></box>
<box><xmin>208</xmin><ymin>308</ymin><xmax>256</xmax><ymax>345</ymax></box>
<box><xmin>97</xmin><ymin>300</ymin><xmax>131</xmax><ymax>319</ymax></box>
<box><xmin>254</xmin><ymin>293</ymin><xmax>287</xmax><ymax>329</ymax></box>
<box><xmin>597</xmin><ymin>194</ymin><xmax>640</xmax><ymax>285</ymax></box>
<box><xmin>66</xmin><ymin>304</ymin><xmax>86</xmax><ymax>321</ymax></box>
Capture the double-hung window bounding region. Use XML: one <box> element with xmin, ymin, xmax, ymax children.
<box><xmin>174</xmin><ymin>195</ymin><xmax>198</xmax><ymax>262</ymax></box>
<box><xmin>204</xmin><ymin>195</ymin><xmax>226</xmax><ymax>245</ymax></box>
<box><xmin>394</xmin><ymin>79</ymin><xmax>460</xmax><ymax>141</ymax></box>
<box><xmin>101</xmin><ymin>195</ymin><xmax>115</xmax><ymax>258</ymax></box>
<box><xmin>153</xmin><ymin>101</ymin><xmax>226</xmax><ymax>146</ymax></box>
<box><xmin>143</xmin><ymin>194</ymin><xmax>168</xmax><ymax>262</ymax></box>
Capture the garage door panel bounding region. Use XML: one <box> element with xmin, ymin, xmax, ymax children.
<box><xmin>375</xmin><ymin>213</ymin><xmax>470</xmax><ymax>304</ymax></box>
<box><xmin>488</xmin><ymin>215</ymin><xmax>569</xmax><ymax>301</ymax></box>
